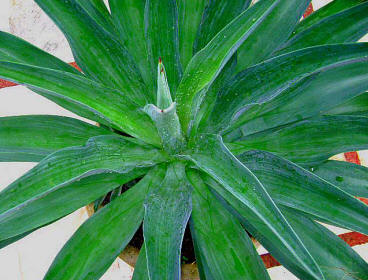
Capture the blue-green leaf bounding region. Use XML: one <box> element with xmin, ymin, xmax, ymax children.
<box><xmin>238</xmin><ymin>150</ymin><xmax>368</xmax><ymax>235</ymax></box>
<box><xmin>0</xmin><ymin>115</ymin><xmax>113</xmax><ymax>162</ymax></box>
<box><xmin>313</xmin><ymin>160</ymin><xmax>368</xmax><ymax>197</ymax></box>
<box><xmin>187</xmin><ymin>169</ymin><xmax>270</xmax><ymax>280</ymax></box>
<box><xmin>228</xmin><ymin>115</ymin><xmax>368</xmax><ymax>166</ymax></box>
<box><xmin>143</xmin><ymin>162</ymin><xmax>192</xmax><ymax>280</ymax></box>
<box><xmin>44</xmin><ymin>167</ymin><xmax>166</xmax><ymax>280</ymax></box>
<box><xmin>185</xmin><ymin>134</ymin><xmax>324</xmax><ymax>280</ymax></box>
<box><xmin>0</xmin><ymin>135</ymin><xmax>167</xmax><ymax>216</ymax></box>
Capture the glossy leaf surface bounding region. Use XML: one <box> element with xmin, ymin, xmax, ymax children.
<box><xmin>0</xmin><ymin>62</ymin><xmax>161</xmax><ymax>146</ymax></box>
<box><xmin>176</xmin><ymin>0</ymin><xmax>288</xmax><ymax>132</ymax></box>
<box><xmin>206</xmin><ymin>43</ymin><xmax>368</xmax><ymax>134</ymax></box>
<box><xmin>326</xmin><ymin>92</ymin><xmax>368</xmax><ymax>116</ymax></box>
<box><xmin>0</xmin><ymin>170</ymin><xmax>146</xmax><ymax>241</ymax></box>
<box><xmin>187</xmin><ymin>169</ymin><xmax>270</xmax><ymax>280</ymax></box>
<box><xmin>145</xmin><ymin>0</ymin><xmax>182</xmax><ymax>94</ymax></box>
<box><xmin>185</xmin><ymin>134</ymin><xmax>323</xmax><ymax>280</ymax></box>
<box><xmin>0</xmin><ymin>135</ymin><xmax>167</xmax><ymax>215</ymax></box>
<box><xmin>282</xmin><ymin>208</ymin><xmax>368</xmax><ymax>280</ymax></box>
<box><xmin>278</xmin><ymin>2</ymin><xmax>368</xmax><ymax>54</ymax></box>
<box><xmin>144</xmin><ymin>163</ymin><xmax>192</xmax><ymax>280</ymax></box>
<box><xmin>238</xmin><ymin>151</ymin><xmax>368</xmax><ymax>234</ymax></box>
<box><xmin>228</xmin><ymin>116</ymin><xmax>368</xmax><ymax>166</ymax></box>
<box><xmin>293</xmin><ymin>0</ymin><xmax>368</xmax><ymax>36</ymax></box>
<box><xmin>232</xmin><ymin>57</ymin><xmax>368</xmax><ymax>136</ymax></box>
<box><xmin>313</xmin><ymin>160</ymin><xmax>368</xmax><ymax>197</ymax></box>
<box><xmin>35</xmin><ymin>0</ymin><xmax>149</xmax><ymax>105</ymax></box>
<box><xmin>0</xmin><ymin>115</ymin><xmax>113</xmax><ymax>162</ymax></box>
<box><xmin>236</xmin><ymin>0</ymin><xmax>311</xmax><ymax>71</ymax></box>
<box><xmin>178</xmin><ymin>0</ymin><xmax>208</xmax><ymax>69</ymax></box>
<box><xmin>109</xmin><ymin>0</ymin><xmax>153</xmax><ymax>94</ymax></box>
<box><xmin>44</xmin><ymin>168</ymin><xmax>166</xmax><ymax>280</ymax></box>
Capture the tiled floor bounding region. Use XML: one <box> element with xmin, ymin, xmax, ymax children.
<box><xmin>0</xmin><ymin>1</ymin><xmax>367</xmax><ymax>279</ymax></box>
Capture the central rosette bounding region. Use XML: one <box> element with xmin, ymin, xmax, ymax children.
<box><xmin>144</xmin><ymin>59</ymin><xmax>186</xmax><ymax>154</ymax></box>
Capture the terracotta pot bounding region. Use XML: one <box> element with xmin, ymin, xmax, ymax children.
<box><xmin>86</xmin><ymin>203</ymin><xmax>259</xmax><ymax>280</ymax></box>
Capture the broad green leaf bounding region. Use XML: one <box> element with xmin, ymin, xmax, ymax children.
<box><xmin>238</xmin><ymin>151</ymin><xmax>368</xmax><ymax>235</ymax></box>
<box><xmin>187</xmin><ymin>169</ymin><xmax>270</xmax><ymax>280</ymax></box>
<box><xmin>0</xmin><ymin>31</ymin><xmax>79</xmax><ymax>74</ymax></box>
<box><xmin>228</xmin><ymin>115</ymin><xmax>368</xmax><ymax>166</ymax></box>
<box><xmin>313</xmin><ymin>160</ymin><xmax>368</xmax><ymax>197</ymax></box>
<box><xmin>194</xmin><ymin>56</ymin><xmax>238</xmax><ymax>139</ymax></box>
<box><xmin>176</xmin><ymin>0</ymin><xmax>290</xmax><ymax>132</ymax></box>
<box><xmin>44</xmin><ymin>167</ymin><xmax>166</xmax><ymax>280</ymax></box>
<box><xmin>0</xmin><ymin>170</ymin><xmax>146</xmax><ymax>241</ymax></box>
<box><xmin>193</xmin><ymin>0</ymin><xmax>250</xmax><ymax>52</ymax></box>
<box><xmin>278</xmin><ymin>2</ymin><xmax>368</xmax><ymax>54</ymax></box>
<box><xmin>231</xmin><ymin>57</ymin><xmax>368</xmax><ymax>136</ymax></box>
<box><xmin>132</xmin><ymin>245</ymin><xmax>149</xmax><ymax>280</ymax></box>
<box><xmin>0</xmin><ymin>31</ymin><xmax>109</xmax><ymax>124</ymax></box>
<box><xmin>34</xmin><ymin>0</ymin><xmax>150</xmax><ymax>105</ymax></box>
<box><xmin>292</xmin><ymin>0</ymin><xmax>368</xmax><ymax>36</ymax></box>
<box><xmin>109</xmin><ymin>0</ymin><xmax>154</xmax><ymax>94</ymax></box>
<box><xmin>0</xmin><ymin>135</ymin><xmax>168</xmax><ymax>215</ymax></box>
<box><xmin>326</xmin><ymin>92</ymin><xmax>368</xmax><ymax>116</ymax></box>
<box><xmin>236</xmin><ymin>0</ymin><xmax>311</xmax><ymax>71</ymax></box>
<box><xmin>74</xmin><ymin>0</ymin><xmax>115</xmax><ymax>33</ymax></box>
<box><xmin>0</xmin><ymin>115</ymin><xmax>113</xmax><ymax>162</ymax></box>
<box><xmin>145</xmin><ymin>0</ymin><xmax>182</xmax><ymax>94</ymax></box>
<box><xmin>204</xmin><ymin>43</ymin><xmax>368</xmax><ymax>134</ymax></box>
<box><xmin>282</xmin><ymin>208</ymin><xmax>368</xmax><ymax>280</ymax></box>
<box><xmin>0</xmin><ymin>62</ymin><xmax>161</xmax><ymax>146</ymax></box>
<box><xmin>184</xmin><ymin>134</ymin><xmax>324</xmax><ymax>280</ymax></box>
<box><xmin>143</xmin><ymin>162</ymin><xmax>192</xmax><ymax>280</ymax></box>
<box><xmin>178</xmin><ymin>0</ymin><xmax>209</xmax><ymax>70</ymax></box>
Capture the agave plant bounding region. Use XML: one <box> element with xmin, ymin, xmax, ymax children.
<box><xmin>1</xmin><ymin>0</ymin><xmax>368</xmax><ymax>279</ymax></box>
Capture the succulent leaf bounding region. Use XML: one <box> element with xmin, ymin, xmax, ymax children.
<box><xmin>0</xmin><ymin>0</ymin><xmax>367</xmax><ymax>279</ymax></box>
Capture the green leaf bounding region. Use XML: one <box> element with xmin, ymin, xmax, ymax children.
<box><xmin>185</xmin><ymin>134</ymin><xmax>324</xmax><ymax>280</ymax></box>
<box><xmin>0</xmin><ymin>31</ymin><xmax>110</xmax><ymax>124</ymax></box>
<box><xmin>313</xmin><ymin>160</ymin><xmax>368</xmax><ymax>197</ymax></box>
<box><xmin>0</xmin><ymin>135</ymin><xmax>168</xmax><ymax>216</ymax></box>
<box><xmin>187</xmin><ymin>169</ymin><xmax>270</xmax><ymax>280</ymax></box>
<box><xmin>278</xmin><ymin>2</ymin><xmax>368</xmax><ymax>54</ymax></box>
<box><xmin>0</xmin><ymin>170</ymin><xmax>146</xmax><ymax>242</ymax></box>
<box><xmin>34</xmin><ymin>0</ymin><xmax>150</xmax><ymax>105</ymax></box>
<box><xmin>326</xmin><ymin>92</ymin><xmax>368</xmax><ymax>116</ymax></box>
<box><xmin>132</xmin><ymin>244</ymin><xmax>149</xmax><ymax>280</ymax></box>
<box><xmin>74</xmin><ymin>0</ymin><xmax>115</xmax><ymax>33</ymax></box>
<box><xmin>205</xmin><ymin>43</ymin><xmax>368</xmax><ymax>134</ymax></box>
<box><xmin>282</xmin><ymin>208</ymin><xmax>368</xmax><ymax>280</ymax></box>
<box><xmin>176</xmin><ymin>0</ymin><xmax>294</xmax><ymax>133</ymax></box>
<box><xmin>194</xmin><ymin>56</ymin><xmax>238</xmax><ymax>139</ymax></box>
<box><xmin>44</xmin><ymin>167</ymin><xmax>166</xmax><ymax>280</ymax></box>
<box><xmin>228</xmin><ymin>115</ymin><xmax>368</xmax><ymax>166</ymax></box>
<box><xmin>237</xmin><ymin>151</ymin><xmax>368</xmax><ymax>235</ymax></box>
<box><xmin>178</xmin><ymin>0</ymin><xmax>209</xmax><ymax>69</ymax></box>
<box><xmin>144</xmin><ymin>103</ymin><xmax>185</xmax><ymax>154</ymax></box>
<box><xmin>0</xmin><ymin>115</ymin><xmax>113</xmax><ymax>162</ymax></box>
<box><xmin>193</xmin><ymin>0</ymin><xmax>250</xmax><ymax>52</ymax></box>
<box><xmin>236</xmin><ymin>0</ymin><xmax>311</xmax><ymax>71</ymax></box>
<box><xmin>0</xmin><ymin>31</ymin><xmax>79</xmax><ymax>74</ymax></box>
<box><xmin>145</xmin><ymin>0</ymin><xmax>182</xmax><ymax>94</ymax></box>
<box><xmin>143</xmin><ymin>162</ymin><xmax>192</xmax><ymax>280</ymax></box>
<box><xmin>292</xmin><ymin>0</ymin><xmax>368</xmax><ymax>36</ymax></box>
<box><xmin>231</xmin><ymin>57</ymin><xmax>368</xmax><ymax>136</ymax></box>
<box><xmin>0</xmin><ymin>62</ymin><xmax>161</xmax><ymax>146</ymax></box>
<box><xmin>109</xmin><ymin>0</ymin><xmax>154</xmax><ymax>94</ymax></box>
